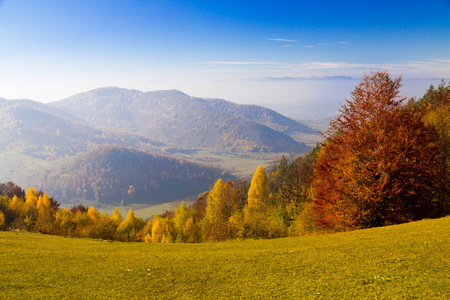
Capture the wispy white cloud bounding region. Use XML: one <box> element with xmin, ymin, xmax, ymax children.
<box><xmin>199</xmin><ymin>61</ymin><xmax>281</xmax><ymax>65</ymax></box>
<box><xmin>271</xmin><ymin>41</ymin><xmax>348</xmax><ymax>48</ymax></box>
<box><xmin>299</xmin><ymin>43</ymin><xmax>331</xmax><ymax>48</ymax></box>
<box><xmin>196</xmin><ymin>59</ymin><xmax>450</xmax><ymax>78</ymax></box>
<box><xmin>430</xmin><ymin>58</ymin><xmax>450</xmax><ymax>63</ymax></box>
<box><xmin>255</xmin><ymin>75</ymin><xmax>356</xmax><ymax>81</ymax></box>
<box><xmin>199</xmin><ymin>69</ymin><xmax>290</xmax><ymax>74</ymax></box>
<box><xmin>266</xmin><ymin>38</ymin><xmax>298</xmax><ymax>42</ymax></box>
<box><xmin>200</xmin><ymin>59</ymin><xmax>450</xmax><ymax>70</ymax></box>
<box><xmin>298</xmin><ymin>62</ymin><xmax>376</xmax><ymax>69</ymax></box>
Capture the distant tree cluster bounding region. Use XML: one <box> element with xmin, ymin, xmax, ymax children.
<box><xmin>1</xmin><ymin>71</ymin><xmax>448</xmax><ymax>240</ymax></box>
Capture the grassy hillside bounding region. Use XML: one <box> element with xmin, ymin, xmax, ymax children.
<box><xmin>1</xmin><ymin>217</ymin><xmax>448</xmax><ymax>299</ymax></box>
<box><xmin>171</xmin><ymin>149</ymin><xmax>284</xmax><ymax>179</ymax></box>
<box><xmin>0</xmin><ymin>152</ymin><xmax>58</xmax><ymax>189</ymax></box>
<box><xmin>85</xmin><ymin>201</ymin><xmax>179</xmax><ymax>220</ymax></box>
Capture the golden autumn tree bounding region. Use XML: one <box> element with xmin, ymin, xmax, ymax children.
<box><xmin>9</xmin><ymin>195</ymin><xmax>23</xmax><ymax>215</ymax></box>
<box><xmin>110</xmin><ymin>208</ymin><xmax>122</xmax><ymax>227</ymax></box>
<box><xmin>53</xmin><ymin>208</ymin><xmax>76</xmax><ymax>236</ymax></box>
<box><xmin>80</xmin><ymin>206</ymin><xmax>101</xmax><ymax>238</ymax></box>
<box><xmin>246</xmin><ymin>166</ymin><xmax>269</xmax><ymax>212</ymax></box>
<box><xmin>87</xmin><ymin>206</ymin><xmax>101</xmax><ymax>224</ymax></box>
<box><xmin>205</xmin><ymin>179</ymin><xmax>227</xmax><ymax>223</ymax></box>
<box><xmin>36</xmin><ymin>193</ymin><xmax>54</xmax><ymax>233</ymax></box>
<box><xmin>140</xmin><ymin>219</ymin><xmax>153</xmax><ymax>243</ymax></box>
<box><xmin>0</xmin><ymin>211</ymin><xmax>5</xmax><ymax>230</ymax></box>
<box><xmin>23</xmin><ymin>187</ymin><xmax>39</xmax><ymax>230</ymax></box>
<box><xmin>242</xmin><ymin>165</ymin><xmax>273</xmax><ymax>237</ymax></box>
<box><xmin>25</xmin><ymin>187</ymin><xmax>38</xmax><ymax>208</ymax></box>
<box><xmin>314</xmin><ymin>71</ymin><xmax>440</xmax><ymax>230</ymax></box>
<box><xmin>151</xmin><ymin>214</ymin><xmax>173</xmax><ymax>243</ymax></box>
<box><xmin>203</xmin><ymin>178</ymin><xmax>232</xmax><ymax>241</ymax></box>
<box><xmin>173</xmin><ymin>201</ymin><xmax>197</xmax><ymax>242</ymax></box>
<box><xmin>117</xmin><ymin>209</ymin><xmax>145</xmax><ymax>241</ymax></box>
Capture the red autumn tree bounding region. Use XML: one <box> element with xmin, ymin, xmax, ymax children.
<box><xmin>313</xmin><ymin>71</ymin><xmax>439</xmax><ymax>230</ymax></box>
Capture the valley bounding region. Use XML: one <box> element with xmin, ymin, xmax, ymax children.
<box><xmin>0</xmin><ymin>89</ymin><xmax>320</xmax><ymax>216</ymax></box>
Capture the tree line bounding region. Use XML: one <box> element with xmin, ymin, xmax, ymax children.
<box><xmin>0</xmin><ymin>71</ymin><xmax>448</xmax><ymax>241</ymax></box>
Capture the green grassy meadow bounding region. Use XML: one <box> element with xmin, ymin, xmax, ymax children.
<box><xmin>0</xmin><ymin>152</ymin><xmax>59</xmax><ymax>189</ymax></box>
<box><xmin>1</xmin><ymin>217</ymin><xmax>449</xmax><ymax>299</ymax></box>
<box><xmin>107</xmin><ymin>202</ymin><xmax>178</xmax><ymax>220</ymax></box>
<box><xmin>174</xmin><ymin>150</ymin><xmax>284</xmax><ymax>179</ymax></box>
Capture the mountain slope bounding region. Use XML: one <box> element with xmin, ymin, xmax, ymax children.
<box><xmin>52</xmin><ymin>88</ymin><xmax>312</xmax><ymax>153</ymax></box>
<box><xmin>38</xmin><ymin>145</ymin><xmax>231</xmax><ymax>205</ymax></box>
<box><xmin>206</xmin><ymin>98</ymin><xmax>317</xmax><ymax>136</ymax></box>
<box><xmin>0</xmin><ymin>99</ymin><xmax>165</xmax><ymax>159</ymax></box>
<box><xmin>0</xmin><ymin>97</ymin><xmax>82</xmax><ymax>122</ymax></box>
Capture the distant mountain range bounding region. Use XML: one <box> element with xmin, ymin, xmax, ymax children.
<box><xmin>0</xmin><ymin>88</ymin><xmax>318</xmax><ymax>205</ymax></box>
<box><xmin>52</xmin><ymin>88</ymin><xmax>314</xmax><ymax>153</ymax></box>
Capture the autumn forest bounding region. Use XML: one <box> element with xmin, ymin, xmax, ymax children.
<box><xmin>0</xmin><ymin>72</ymin><xmax>449</xmax><ymax>243</ymax></box>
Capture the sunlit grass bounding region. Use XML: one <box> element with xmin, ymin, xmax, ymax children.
<box><xmin>1</xmin><ymin>217</ymin><xmax>449</xmax><ymax>299</ymax></box>
<box><xmin>107</xmin><ymin>202</ymin><xmax>178</xmax><ymax>220</ymax></box>
<box><xmin>175</xmin><ymin>149</ymin><xmax>286</xmax><ymax>179</ymax></box>
<box><xmin>0</xmin><ymin>152</ymin><xmax>59</xmax><ymax>188</ymax></box>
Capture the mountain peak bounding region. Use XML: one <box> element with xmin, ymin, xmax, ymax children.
<box><xmin>83</xmin><ymin>86</ymin><xmax>142</xmax><ymax>96</ymax></box>
<box><xmin>143</xmin><ymin>89</ymin><xmax>188</xmax><ymax>98</ymax></box>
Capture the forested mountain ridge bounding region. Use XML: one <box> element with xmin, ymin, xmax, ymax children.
<box><xmin>52</xmin><ymin>87</ymin><xmax>314</xmax><ymax>153</ymax></box>
<box><xmin>38</xmin><ymin>145</ymin><xmax>231</xmax><ymax>205</ymax></box>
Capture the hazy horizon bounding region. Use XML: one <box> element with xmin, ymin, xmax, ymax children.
<box><xmin>0</xmin><ymin>0</ymin><xmax>449</xmax><ymax>117</ymax></box>
<box><xmin>1</xmin><ymin>77</ymin><xmax>443</xmax><ymax>121</ymax></box>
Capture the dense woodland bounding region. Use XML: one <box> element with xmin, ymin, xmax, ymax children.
<box><xmin>39</xmin><ymin>145</ymin><xmax>230</xmax><ymax>205</ymax></box>
<box><xmin>0</xmin><ymin>72</ymin><xmax>448</xmax><ymax>242</ymax></box>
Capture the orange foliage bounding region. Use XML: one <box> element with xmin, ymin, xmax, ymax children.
<box><xmin>314</xmin><ymin>71</ymin><xmax>440</xmax><ymax>230</ymax></box>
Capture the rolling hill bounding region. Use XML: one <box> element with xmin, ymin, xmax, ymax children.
<box><xmin>52</xmin><ymin>88</ymin><xmax>314</xmax><ymax>153</ymax></box>
<box><xmin>38</xmin><ymin>145</ymin><xmax>231</xmax><ymax>206</ymax></box>
<box><xmin>0</xmin><ymin>102</ymin><xmax>165</xmax><ymax>159</ymax></box>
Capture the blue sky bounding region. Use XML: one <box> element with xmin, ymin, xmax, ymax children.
<box><xmin>0</xmin><ymin>0</ymin><xmax>449</xmax><ymax>117</ymax></box>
